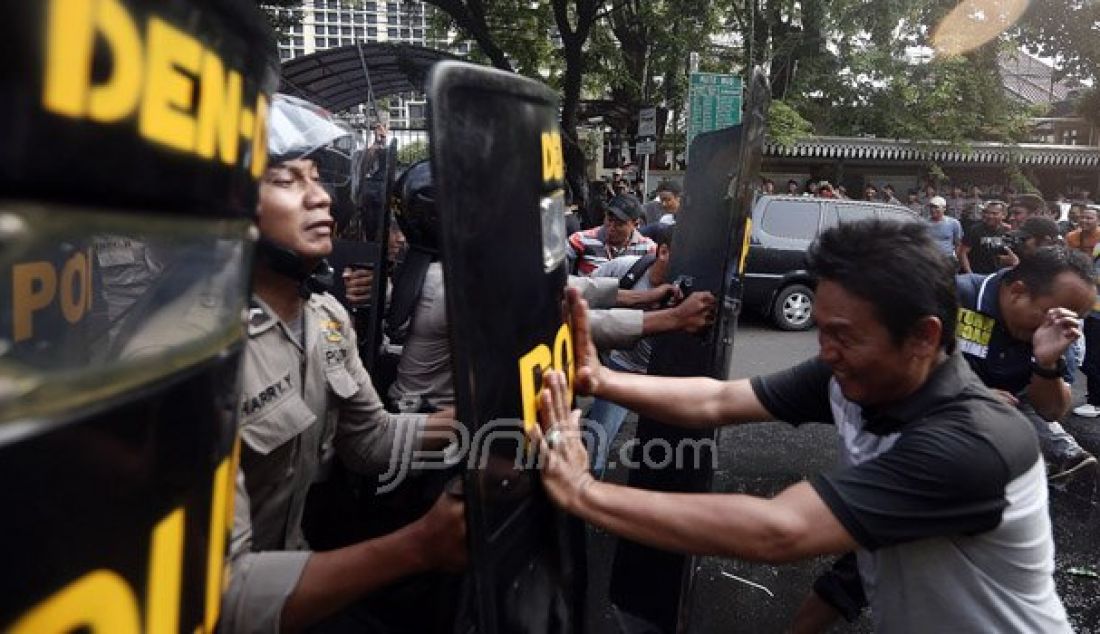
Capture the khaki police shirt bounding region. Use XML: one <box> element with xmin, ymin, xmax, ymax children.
<box><xmin>221</xmin><ymin>292</ymin><xmax>426</xmax><ymax>633</ymax></box>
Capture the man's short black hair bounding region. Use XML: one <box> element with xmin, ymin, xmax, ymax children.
<box><xmin>808</xmin><ymin>219</ymin><xmax>958</xmax><ymax>353</ymax></box>
<box><xmin>1017</xmin><ymin>217</ymin><xmax>1060</xmax><ymax>242</ymax></box>
<box><xmin>1002</xmin><ymin>246</ymin><xmax>1093</xmax><ymax>298</ymax></box>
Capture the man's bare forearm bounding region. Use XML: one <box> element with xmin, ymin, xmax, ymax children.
<box><xmin>595</xmin><ymin>370</ymin><xmax>770</xmax><ymax>428</ymax></box>
<box><xmin>570</xmin><ymin>480</ymin><xmax>853</xmax><ymax>563</ymax></box>
<box><xmin>1027</xmin><ymin>376</ymin><xmax>1071</xmax><ymax>421</ymax></box>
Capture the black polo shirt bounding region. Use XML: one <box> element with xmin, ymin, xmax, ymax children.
<box><xmin>751</xmin><ymin>353</ymin><xmax>1037</xmax><ymax>547</ymax></box>
<box><xmin>749</xmin><ymin>354</ymin><xmax>1066</xmax><ymax>631</ymax></box>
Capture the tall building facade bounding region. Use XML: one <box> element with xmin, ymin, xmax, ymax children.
<box><xmin>273</xmin><ymin>0</ymin><xmax>470</xmax><ymax>128</ymax></box>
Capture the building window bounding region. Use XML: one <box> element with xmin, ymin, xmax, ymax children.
<box><xmin>368</xmin><ymin>26</ymin><xmax>377</xmax><ymax>36</ymax></box>
<box><xmin>354</xmin><ymin>27</ymin><xmax>365</xmax><ymax>37</ymax></box>
<box><xmin>294</xmin><ymin>36</ymin><xmax>304</xmax><ymax>46</ymax></box>
<box><xmin>366</xmin><ymin>1</ymin><xmax>377</xmax><ymax>10</ymax></box>
<box><xmin>388</xmin><ymin>15</ymin><xmax>397</xmax><ymax>24</ymax></box>
<box><xmin>387</xmin><ymin>27</ymin><xmax>397</xmax><ymax>37</ymax></box>
<box><xmin>413</xmin><ymin>29</ymin><xmax>422</xmax><ymax>38</ymax></box>
<box><xmin>342</xmin><ymin>26</ymin><xmax>351</xmax><ymax>34</ymax></box>
<box><xmin>401</xmin><ymin>28</ymin><xmax>410</xmax><ymax>37</ymax></box>
<box><xmin>316</xmin><ymin>37</ymin><xmax>327</xmax><ymax>47</ymax></box>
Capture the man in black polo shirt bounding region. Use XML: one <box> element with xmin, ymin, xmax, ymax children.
<box><xmin>957</xmin><ymin>246</ymin><xmax>1098</xmax><ymax>479</ymax></box>
<box><xmin>532</xmin><ymin>220</ymin><xmax>1070</xmax><ymax>632</ymax></box>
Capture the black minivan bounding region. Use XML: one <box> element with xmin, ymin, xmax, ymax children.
<box><xmin>742</xmin><ymin>195</ymin><xmax>919</xmax><ymax>330</ymax></box>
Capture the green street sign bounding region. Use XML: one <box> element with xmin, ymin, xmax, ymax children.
<box><xmin>688</xmin><ymin>73</ymin><xmax>742</xmax><ymax>159</ymax></box>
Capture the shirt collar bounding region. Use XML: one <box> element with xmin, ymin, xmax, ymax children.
<box><xmin>860</xmin><ymin>352</ymin><xmax>973</xmax><ymax>435</ymax></box>
<box><xmin>976</xmin><ymin>271</ymin><xmax>1004</xmax><ymax>319</ymax></box>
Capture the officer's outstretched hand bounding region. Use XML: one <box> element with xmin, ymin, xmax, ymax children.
<box><xmin>671</xmin><ymin>291</ymin><xmax>717</xmax><ymax>333</ymax></box>
<box><xmin>1032</xmin><ymin>307</ymin><xmax>1081</xmax><ymax>368</ymax></box>
<box><xmin>529</xmin><ymin>370</ymin><xmax>594</xmax><ymax>513</ymax></box>
<box><xmin>342</xmin><ymin>267</ymin><xmax>374</xmax><ymax>306</ymax></box>
<box><xmin>416</xmin><ymin>486</ymin><xmax>468</xmax><ymax>572</ymax></box>
<box><xmin>567</xmin><ymin>287</ymin><xmax>606</xmax><ymax>396</ymax></box>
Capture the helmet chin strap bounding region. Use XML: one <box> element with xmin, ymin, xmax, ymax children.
<box><xmin>256</xmin><ymin>238</ymin><xmax>335</xmax><ymax>299</ymax></box>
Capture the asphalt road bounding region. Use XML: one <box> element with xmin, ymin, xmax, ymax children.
<box><xmin>587</xmin><ymin>314</ymin><xmax>1100</xmax><ymax>633</ymax></box>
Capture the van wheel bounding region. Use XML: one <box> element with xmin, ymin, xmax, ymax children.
<box><xmin>772</xmin><ymin>284</ymin><xmax>815</xmax><ymax>331</ymax></box>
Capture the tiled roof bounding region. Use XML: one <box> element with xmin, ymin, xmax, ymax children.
<box><xmin>764</xmin><ymin>136</ymin><xmax>1100</xmax><ymax>167</ymax></box>
<box><xmin>998</xmin><ymin>51</ymin><xmax>1077</xmax><ymax>106</ymax></box>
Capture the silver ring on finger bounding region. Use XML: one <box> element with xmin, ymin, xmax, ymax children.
<box><xmin>546</xmin><ymin>428</ymin><xmax>563</xmax><ymax>450</ymax></box>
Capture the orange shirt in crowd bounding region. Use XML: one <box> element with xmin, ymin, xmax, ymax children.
<box><xmin>1066</xmin><ymin>228</ymin><xmax>1100</xmax><ymax>256</ymax></box>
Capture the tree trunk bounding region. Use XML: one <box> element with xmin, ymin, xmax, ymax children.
<box><xmin>552</xmin><ymin>0</ymin><xmax>599</xmax><ymax>222</ymax></box>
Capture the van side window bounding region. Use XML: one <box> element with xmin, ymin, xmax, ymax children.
<box><xmin>837</xmin><ymin>204</ymin><xmax>876</xmax><ymax>223</ymax></box>
<box><xmin>878</xmin><ymin>208</ymin><xmax>915</xmax><ymax>222</ymax></box>
<box><xmin>759</xmin><ymin>200</ymin><xmax>819</xmax><ymax>240</ymax></box>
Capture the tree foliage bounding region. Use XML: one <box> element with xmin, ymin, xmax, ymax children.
<box><xmin>766</xmin><ymin>100</ymin><xmax>813</xmax><ymax>147</ymax></box>
<box><xmin>257</xmin><ymin>0</ymin><xmax>304</xmax><ymax>42</ymax></box>
<box><xmin>259</xmin><ymin>0</ymin><xmax>1098</xmax><ymax>177</ymax></box>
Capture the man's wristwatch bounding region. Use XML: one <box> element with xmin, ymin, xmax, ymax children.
<box><xmin>1030</xmin><ymin>356</ymin><xmax>1066</xmax><ymax>379</ymax></box>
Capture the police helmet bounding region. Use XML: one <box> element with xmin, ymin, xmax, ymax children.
<box><xmin>267</xmin><ymin>94</ymin><xmax>361</xmax><ymax>232</ymax></box>
<box><xmin>267</xmin><ymin>94</ymin><xmax>357</xmax><ymax>190</ymax></box>
<box><xmin>393</xmin><ymin>160</ymin><xmax>440</xmax><ymax>252</ymax></box>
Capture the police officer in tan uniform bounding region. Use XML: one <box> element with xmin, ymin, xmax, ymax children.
<box><xmin>220</xmin><ymin>95</ymin><xmax>465</xmax><ymax>634</ymax></box>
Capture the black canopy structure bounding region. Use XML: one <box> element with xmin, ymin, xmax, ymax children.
<box><xmin>279</xmin><ymin>42</ymin><xmax>459</xmax><ymax>113</ymax></box>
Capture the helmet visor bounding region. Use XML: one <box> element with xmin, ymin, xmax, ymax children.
<box><xmin>268</xmin><ymin>94</ymin><xmax>355</xmax><ymax>188</ymax></box>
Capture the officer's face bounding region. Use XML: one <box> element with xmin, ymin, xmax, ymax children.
<box><xmin>258</xmin><ymin>158</ymin><xmax>335</xmax><ymax>263</ymax></box>
<box><xmin>815</xmin><ymin>280</ymin><xmax>939</xmax><ymax>407</ymax></box>
<box><xmin>1001</xmin><ymin>272</ymin><xmax>1094</xmax><ymax>342</ymax></box>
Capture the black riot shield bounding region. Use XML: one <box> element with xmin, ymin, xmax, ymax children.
<box><xmin>429</xmin><ymin>61</ymin><xmax>583</xmax><ymax>634</ymax></box>
<box><xmin>0</xmin><ymin>0</ymin><xmax>277</xmax><ymax>631</ymax></box>
<box><xmin>608</xmin><ymin>69</ymin><xmax>771</xmax><ymax>633</ymax></box>
<box><xmin>329</xmin><ymin>139</ymin><xmax>398</xmax><ymax>374</ymax></box>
